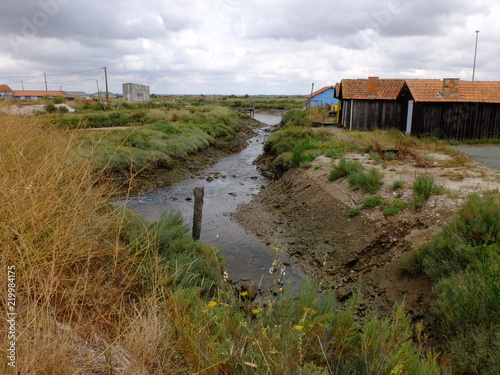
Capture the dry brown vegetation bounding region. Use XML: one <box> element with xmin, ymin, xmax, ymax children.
<box><xmin>0</xmin><ymin>112</ymin><xmax>164</xmax><ymax>373</ymax></box>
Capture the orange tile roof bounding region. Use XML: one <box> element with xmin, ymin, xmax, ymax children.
<box><xmin>306</xmin><ymin>85</ymin><xmax>334</xmax><ymax>98</ymax></box>
<box><xmin>405</xmin><ymin>79</ymin><xmax>500</xmax><ymax>103</ymax></box>
<box><xmin>0</xmin><ymin>84</ymin><xmax>13</xmax><ymax>92</ymax></box>
<box><xmin>340</xmin><ymin>78</ymin><xmax>405</xmax><ymax>100</ymax></box>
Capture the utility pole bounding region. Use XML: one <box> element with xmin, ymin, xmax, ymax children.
<box><xmin>306</xmin><ymin>82</ymin><xmax>314</xmax><ymax>109</ymax></box>
<box><xmin>21</xmin><ymin>81</ymin><xmax>24</xmax><ymax>90</ymax></box>
<box><xmin>44</xmin><ymin>73</ymin><xmax>48</xmax><ymax>91</ymax></box>
<box><xmin>103</xmin><ymin>66</ymin><xmax>109</xmax><ymax>100</ymax></box>
<box><xmin>96</xmin><ymin>80</ymin><xmax>100</xmax><ymax>98</ymax></box>
<box><xmin>472</xmin><ymin>30</ymin><xmax>479</xmax><ymax>81</ymax></box>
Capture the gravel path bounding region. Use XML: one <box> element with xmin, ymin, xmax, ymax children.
<box><xmin>453</xmin><ymin>145</ymin><xmax>500</xmax><ymax>170</ymax></box>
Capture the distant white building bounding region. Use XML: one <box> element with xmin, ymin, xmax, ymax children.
<box><xmin>122</xmin><ymin>83</ymin><xmax>150</xmax><ymax>103</ymax></box>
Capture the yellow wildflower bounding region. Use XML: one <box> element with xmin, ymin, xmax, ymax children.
<box><xmin>207</xmin><ymin>300</ymin><xmax>218</xmax><ymax>307</ymax></box>
<box><xmin>390</xmin><ymin>364</ymin><xmax>404</xmax><ymax>374</ymax></box>
<box><xmin>293</xmin><ymin>325</ymin><xmax>304</xmax><ymax>331</ymax></box>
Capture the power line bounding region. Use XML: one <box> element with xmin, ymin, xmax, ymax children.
<box><xmin>46</xmin><ymin>68</ymin><xmax>102</xmax><ymax>77</ymax></box>
<box><xmin>46</xmin><ymin>70</ymin><xmax>103</xmax><ymax>86</ymax></box>
<box><xmin>1</xmin><ymin>68</ymin><xmax>107</xmax><ymax>91</ymax></box>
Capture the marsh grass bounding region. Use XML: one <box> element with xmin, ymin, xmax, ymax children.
<box><xmin>390</xmin><ymin>179</ymin><xmax>405</xmax><ymax>191</ymax></box>
<box><xmin>412</xmin><ymin>175</ymin><xmax>443</xmax><ymax>207</ymax></box>
<box><xmin>328</xmin><ymin>158</ymin><xmax>364</xmax><ymax>181</ymax></box>
<box><xmin>362</xmin><ymin>195</ymin><xmax>383</xmax><ymax>208</ymax></box>
<box><xmin>78</xmin><ymin>106</ymin><xmax>243</xmax><ymax>177</ymax></box>
<box><xmin>328</xmin><ymin>158</ymin><xmax>384</xmax><ymax>193</ymax></box>
<box><xmin>384</xmin><ymin>199</ymin><xmax>408</xmax><ymax>215</ymax></box>
<box><xmin>348</xmin><ymin>167</ymin><xmax>384</xmax><ymax>193</ymax></box>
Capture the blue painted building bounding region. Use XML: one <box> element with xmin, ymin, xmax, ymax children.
<box><xmin>305</xmin><ymin>86</ymin><xmax>339</xmax><ymax>108</ymax></box>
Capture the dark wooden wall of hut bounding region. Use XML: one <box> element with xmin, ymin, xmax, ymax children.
<box><xmin>340</xmin><ymin>99</ymin><xmax>405</xmax><ymax>131</ymax></box>
<box><xmin>411</xmin><ymin>102</ymin><xmax>500</xmax><ymax>140</ymax></box>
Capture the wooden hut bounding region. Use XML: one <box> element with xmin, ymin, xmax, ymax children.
<box><xmin>336</xmin><ymin>77</ymin><xmax>406</xmax><ymax>131</ymax></box>
<box><xmin>400</xmin><ymin>79</ymin><xmax>500</xmax><ymax>140</ymax></box>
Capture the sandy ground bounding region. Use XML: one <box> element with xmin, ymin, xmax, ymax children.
<box><xmin>233</xmin><ymin>135</ymin><xmax>500</xmax><ymax>325</ymax></box>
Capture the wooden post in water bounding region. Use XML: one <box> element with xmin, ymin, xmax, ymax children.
<box><xmin>192</xmin><ymin>187</ymin><xmax>204</xmax><ymax>240</ymax></box>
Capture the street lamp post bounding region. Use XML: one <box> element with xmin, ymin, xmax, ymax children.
<box><xmin>472</xmin><ymin>30</ymin><xmax>479</xmax><ymax>81</ymax></box>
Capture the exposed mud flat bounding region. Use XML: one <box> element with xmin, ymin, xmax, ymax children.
<box><xmin>233</xmin><ymin>147</ymin><xmax>500</xmax><ymax>320</ymax></box>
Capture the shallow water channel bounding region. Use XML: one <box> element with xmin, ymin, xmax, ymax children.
<box><xmin>119</xmin><ymin>113</ymin><xmax>305</xmax><ymax>287</ymax></box>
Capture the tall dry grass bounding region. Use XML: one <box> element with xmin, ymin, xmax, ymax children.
<box><xmin>0</xmin><ymin>112</ymin><xmax>177</xmax><ymax>374</ymax></box>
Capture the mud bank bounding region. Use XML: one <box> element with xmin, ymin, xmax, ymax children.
<box><xmin>233</xmin><ymin>147</ymin><xmax>500</xmax><ymax>318</ymax></box>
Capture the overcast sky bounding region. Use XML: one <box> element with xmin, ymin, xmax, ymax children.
<box><xmin>0</xmin><ymin>0</ymin><xmax>498</xmax><ymax>95</ymax></box>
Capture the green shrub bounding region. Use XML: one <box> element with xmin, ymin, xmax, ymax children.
<box><xmin>55</xmin><ymin>115</ymin><xmax>81</xmax><ymax>128</ymax></box>
<box><xmin>431</xmin><ymin>249</ymin><xmax>499</xmax><ymax>335</ymax></box>
<box><xmin>323</xmin><ymin>147</ymin><xmax>344</xmax><ymax>159</ymax></box>
<box><xmin>281</xmin><ymin>108</ymin><xmax>309</xmax><ymax>127</ymax></box>
<box><xmin>349</xmin><ymin>167</ymin><xmax>384</xmax><ymax>193</ymax></box>
<box><xmin>384</xmin><ymin>199</ymin><xmax>408</xmax><ymax>215</ymax></box>
<box><xmin>323</xmin><ymin>302</ymin><xmax>442</xmax><ymax>375</ymax></box>
<box><xmin>53</xmin><ymin>95</ymin><xmax>65</xmax><ymax>104</ymax></box>
<box><xmin>397</xmin><ymin>193</ymin><xmax>500</xmax><ymax>374</ymax></box>
<box><xmin>348</xmin><ymin>208</ymin><xmax>361</xmax><ymax>216</ymax></box>
<box><xmin>151</xmin><ymin>211</ymin><xmax>224</xmax><ymax>295</ymax></box>
<box><xmin>328</xmin><ymin>158</ymin><xmax>364</xmax><ymax>181</ymax></box>
<box><xmin>45</xmin><ymin>103</ymin><xmax>57</xmax><ymax>113</ymax></box>
<box><xmin>57</xmin><ymin>105</ymin><xmax>69</xmax><ymax>114</ymax></box>
<box><xmin>412</xmin><ymin>175</ymin><xmax>442</xmax><ymax>206</ymax></box>
<box><xmin>146</xmin><ymin>121</ymin><xmax>178</xmax><ymax>134</ymax></box>
<box><xmin>362</xmin><ymin>195</ymin><xmax>383</xmax><ymax>208</ymax></box>
<box><xmin>446</xmin><ymin>326</ymin><xmax>500</xmax><ymax>375</ymax></box>
<box><xmin>390</xmin><ymin>179</ymin><xmax>405</xmax><ymax>191</ymax></box>
<box><xmin>121</xmin><ymin>101</ymin><xmax>136</xmax><ymax>109</ymax></box>
<box><xmin>291</xmin><ymin>137</ymin><xmax>322</xmax><ymax>166</ymax></box>
<box><xmin>412</xmin><ymin>194</ymin><xmax>426</xmax><ymax>207</ymax></box>
<box><xmin>144</xmin><ymin>108</ymin><xmax>170</xmax><ymax>122</ymax></box>
<box><xmin>384</xmin><ymin>207</ymin><xmax>400</xmax><ymax>215</ymax></box>
<box><xmin>328</xmin><ymin>159</ymin><xmax>384</xmax><ymax>193</ymax></box>
<box><xmin>264</xmin><ymin>127</ymin><xmax>316</xmax><ymax>155</ymax></box>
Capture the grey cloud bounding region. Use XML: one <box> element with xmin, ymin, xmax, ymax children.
<box><xmin>1</xmin><ymin>0</ymin><xmax>498</xmax><ymax>95</ymax></box>
<box><xmin>379</xmin><ymin>0</ymin><xmax>488</xmax><ymax>37</ymax></box>
<box><xmin>242</xmin><ymin>0</ymin><xmax>488</xmax><ymax>44</ymax></box>
<box><xmin>0</xmin><ymin>0</ymin><xmax>197</xmax><ymax>42</ymax></box>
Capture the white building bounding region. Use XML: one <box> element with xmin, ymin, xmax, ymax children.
<box><xmin>122</xmin><ymin>83</ymin><xmax>150</xmax><ymax>103</ymax></box>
